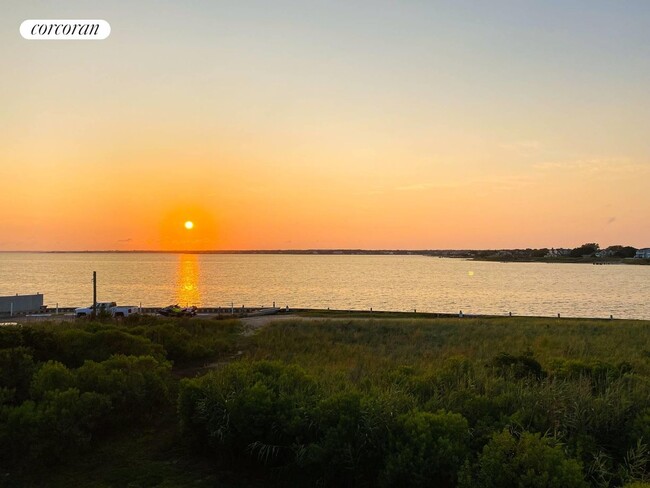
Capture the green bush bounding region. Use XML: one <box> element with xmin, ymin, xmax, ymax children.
<box><xmin>468</xmin><ymin>429</ymin><xmax>588</xmax><ymax>488</ymax></box>
<box><xmin>490</xmin><ymin>352</ymin><xmax>545</xmax><ymax>380</ymax></box>
<box><xmin>0</xmin><ymin>347</ymin><xmax>36</xmax><ymax>404</ymax></box>
<box><xmin>30</xmin><ymin>360</ymin><xmax>75</xmax><ymax>399</ymax></box>
<box><xmin>53</xmin><ymin>328</ymin><xmax>165</xmax><ymax>367</ymax></box>
<box><xmin>179</xmin><ymin>360</ymin><xmax>318</xmax><ymax>466</ymax></box>
<box><xmin>305</xmin><ymin>390</ymin><xmax>399</xmax><ymax>486</ymax></box>
<box><xmin>0</xmin><ymin>326</ymin><xmax>24</xmax><ymax>349</ymax></box>
<box><xmin>131</xmin><ymin>319</ymin><xmax>241</xmax><ymax>364</ymax></box>
<box><xmin>0</xmin><ymin>388</ymin><xmax>111</xmax><ymax>470</ymax></box>
<box><xmin>76</xmin><ymin>355</ymin><xmax>172</xmax><ymax>417</ymax></box>
<box><xmin>381</xmin><ymin>410</ymin><xmax>470</xmax><ymax>487</ymax></box>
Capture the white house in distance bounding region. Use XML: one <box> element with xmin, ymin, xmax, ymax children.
<box><xmin>635</xmin><ymin>248</ymin><xmax>650</xmax><ymax>259</ymax></box>
<box><xmin>545</xmin><ymin>248</ymin><xmax>571</xmax><ymax>258</ymax></box>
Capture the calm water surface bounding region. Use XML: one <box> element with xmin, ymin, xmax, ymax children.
<box><xmin>1</xmin><ymin>253</ymin><xmax>649</xmax><ymax>319</ymax></box>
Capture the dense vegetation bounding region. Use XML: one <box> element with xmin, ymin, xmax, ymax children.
<box><xmin>2</xmin><ymin>315</ymin><xmax>650</xmax><ymax>487</ymax></box>
<box><xmin>0</xmin><ymin>316</ymin><xmax>242</xmax><ymax>485</ymax></box>
<box><xmin>182</xmin><ymin>317</ymin><xmax>650</xmax><ymax>487</ymax></box>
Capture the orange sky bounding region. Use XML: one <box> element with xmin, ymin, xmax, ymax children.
<box><xmin>2</xmin><ymin>1</ymin><xmax>650</xmax><ymax>250</ymax></box>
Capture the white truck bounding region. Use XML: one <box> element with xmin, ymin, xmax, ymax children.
<box><xmin>75</xmin><ymin>302</ymin><xmax>140</xmax><ymax>318</ymax></box>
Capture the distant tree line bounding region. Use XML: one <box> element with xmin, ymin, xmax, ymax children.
<box><xmin>569</xmin><ymin>243</ymin><xmax>637</xmax><ymax>258</ymax></box>
<box><xmin>469</xmin><ymin>243</ymin><xmax>638</xmax><ymax>260</ymax></box>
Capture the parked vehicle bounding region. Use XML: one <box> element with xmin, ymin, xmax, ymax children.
<box><xmin>75</xmin><ymin>302</ymin><xmax>140</xmax><ymax>318</ymax></box>
<box><xmin>158</xmin><ymin>304</ymin><xmax>198</xmax><ymax>317</ymax></box>
<box><xmin>110</xmin><ymin>305</ymin><xmax>140</xmax><ymax>318</ymax></box>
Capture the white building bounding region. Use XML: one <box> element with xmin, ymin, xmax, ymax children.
<box><xmin>634</xmin><ymin>248</ymin><xmax>650</xmax><ymax>259</ymax></box>
<box><xmin>0</xmin><ymin>293</ymin><xmax>44</xmax><ymax>314</ymax></box>
<box><xmin>545</xmin><ymin>248</ymin><xmax>571</xmax><ymax>258</ymax></box>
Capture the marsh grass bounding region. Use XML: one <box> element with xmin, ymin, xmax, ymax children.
<box><xmin>247</xmin><ymin>317</ymin><xmax>650</xmax><ymax>377</ymax></box>
<box><xmin>179</xmin><ymin>316</ymin><xmax>650</xmax><ymax>486</ymax></box>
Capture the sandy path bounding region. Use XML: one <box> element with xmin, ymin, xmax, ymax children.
<box><xmin>239</xmin><ymin>314</ymin><xmax>310</xmax><ymax>335</ymax></box>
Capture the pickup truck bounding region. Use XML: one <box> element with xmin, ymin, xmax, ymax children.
<box><xmin>75</xmin><ymin>302</ymin><xmax>140</xmax><ymax>318</ymax></box>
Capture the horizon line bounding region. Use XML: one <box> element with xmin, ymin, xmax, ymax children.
<box><xmin>0</xmin><ymin>246</ymin><xmax>587</xmax><ymax>254</ymax></box>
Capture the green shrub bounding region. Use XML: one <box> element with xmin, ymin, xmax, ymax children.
<box><xmin>53</xmin><ymin>328</ymin><xmax>165</xmax><ymax>367</ymax></box>
<box><xmin>130</xmin><ymin>319</ymin><xmax>241</xmax><ymax>364</ymax></box>
<box><xmin>179</xmin><ymin>360</ymin><xmax>318</xmax><ymax>467</ymax></box>
<box><xmin>30</xmin><ymin>360</ymin><xmax>75</xmax><ymax>399</ymax></box>
<box><xmin>305</xmin><ymin>390</ymin><xmax>399</xmax><ymax>486</ymax></box>
<box><xmin>0</xmin><ymin>347</ymin><xmax>36</xmax><ymax>404</ymax></box>
<box><xmin>76</xmin><ymin>355</ymin><xmax>171</xmax><ymax>418</ymax></box>
<box><xmin>381</xmin><ymin>410</ymin><xmax>470</xmax><ymax>487</ymax></box>
<box><xmin>490</xmin><ymin>352</ymin><xmax>545</xmax><ymax>380</ymax></box>
<box><xmin>469</xmin><ymin>429</ymin><xmax>588</xmax><ymax>488</ymax></box>
<box><xmin>551</xmin><ymin>358</ymin><xmax>634</xmax><ymax>388</ymax></box>
<box><xmin>15</xmin><ymin>326</ymin><xmax>62</xmax><ymax>363</ymax></box>
<box><xmin>0</xmin><ymin>326</ymin><xmax>24</xmax><ymax>349</ymax></box>
<box><xmin>0</xmin><ymin>388</ymin><xmax>111</xmax><ymax>470</ymax></box>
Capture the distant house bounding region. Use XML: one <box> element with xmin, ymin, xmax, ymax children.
<box><xmin>634</xmin><ymin>248</ymin><xmax>650</xmax><ymax>259</ymax></box>
<box><xmin>545</xmin><ymin>248</ymin><xmax>571</xmax><ymax>258</ymax></box>
<box><xmin>596</xmin><ymin>249</ymin><xmax>615</xmax><ymax>258</ymax></box>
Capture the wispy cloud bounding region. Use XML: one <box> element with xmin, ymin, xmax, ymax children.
<box><xmin>117</xmin><ymin>238</ymin><xmax>133</xmax><ymax>243</ymax></box>
<box><xmin>395</xmin><ymin>175</ymin><xmax>534</xmax><ymax>193</ymax></box>
<box><xmin>533</xmin><ymin>158</ymin><xmax>647</xmax><ymax>174</ymax></box>
<box><xmin>500</xmin><ymin>140</ymin><xmax>542</xmax><ymax>154</ymax></box>
<box><xmin>357</xmin><ymin>182</ymin><xmax>461</xmax><ymax>195</ymax></box>
<box><xmin>395</xmin><ymin>182</ymin><xmax>454</xmax><ymax>192</ymax></box>
<box><xmin>484</xmin><ymin>175</ymin><xmax>534</xmax><ymax>190</ymax></box>
<box><xmin>354</xmin><ymin>187</ymin><xmax>387</xmax><ymax>196</ymax></box>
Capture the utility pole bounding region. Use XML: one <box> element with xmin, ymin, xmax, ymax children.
<box><xmin>92</xmin><ymin>271</ymin><xmax>97</xmax><ymax>319</ymax></box>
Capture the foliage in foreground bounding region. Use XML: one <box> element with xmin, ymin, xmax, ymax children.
<box><xmin>2</xmin><ymin>315</ymin><xmax>650</xmax><ymax>487</ymax></box>
<box><xmin>0</xmin><ymin>316</ymin><xmax>241</xmax><ymax>480</ymax></box>
<box><xmin>179</xmin><ymin>318</ymin><xmax>650</xmax><ymax>487</ymax></box>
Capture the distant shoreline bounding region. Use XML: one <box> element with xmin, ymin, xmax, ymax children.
<box><xmin>2</xmin><ymin>249</ymin><xmax>449</xmax><ymax>255</ymax></box>
<box><xmin>471</xmin><ymin>256</ymin><xmax>650</xmax><ymax>266</ymax></box>
<box><xmin>0</xmin><ymin>249</ymin><xmax>650</xmax><ymax>266</ymax></box>
<box><xmin>1</xmin><ymin>249</ymin><xmax>649</xmax><ymax>265</ymax></box>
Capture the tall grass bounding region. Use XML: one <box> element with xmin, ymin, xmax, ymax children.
<box><xmin>178</xmin><ymin>316</ymin><xmax>650</xmax><ymax>486</ymax></box>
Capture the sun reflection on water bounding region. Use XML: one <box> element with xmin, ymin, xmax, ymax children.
<box><xmin>175</xmin><ymin>254</ymin><xmax>201</xmax><ymax>307</ymax></box>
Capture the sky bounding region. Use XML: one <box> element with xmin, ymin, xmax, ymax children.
<box><xmin>1</xmin><ymin>0</ymin><xmax>650</xmax><ymax>250</ymax></box>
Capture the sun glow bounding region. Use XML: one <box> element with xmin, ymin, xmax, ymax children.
<box><xmin>184</xmin><ymin>221</ymin><xmax>194</xmax><ymax>230</ymax></box>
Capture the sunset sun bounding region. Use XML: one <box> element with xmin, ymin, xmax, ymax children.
<box><xmin>184</xmin><ymin>220</ymin><xmax>194</xmax><ymax>230</ymax></box>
